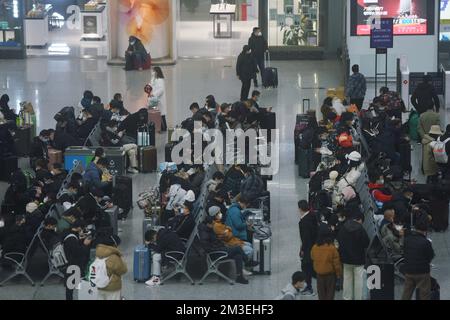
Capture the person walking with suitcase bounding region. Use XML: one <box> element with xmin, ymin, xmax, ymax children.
<box><xmin>248</xmin><ymin>27</ymin><xmax>268</xmax><ymax>88</ymax></box>
<box><xmin>236</xmin><ymin>45</ymin><xmax>258</xmax><ymax>101</ymax></box>
<box><xmin>401</xmin><ymin>212</ymin><xmax>435</xmax><ymax>300</ymax></box>
<box><xmin>345</xmin><ymin>65</ymin><xmax>367</xmax><ymax>111</ymax></box>
<box><xmin>337</xmin><ymin>211</ymin><xmax>370</xmax><ymax>300</ymax></box>
<box><xmin>298</xmin><ymin>200</ymin><xmax>318</xmax><ymax>296</ymax></box>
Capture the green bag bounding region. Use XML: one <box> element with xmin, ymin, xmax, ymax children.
<box><xmin>408</xmin><ymin>111</ymin><xmax>420</xmax><ymax>142</ymax></box>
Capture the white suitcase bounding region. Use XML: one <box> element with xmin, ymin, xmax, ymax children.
<box><xmin>253</xmin><ymin>237</ymin><xmax>271</xmax><ymax>275</ymax></box>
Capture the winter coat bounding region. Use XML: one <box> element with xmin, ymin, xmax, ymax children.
<box><xmin>337</xmin><ymin>220</ymin><xmax>370</xmax><ymax>266</ymax></box>
<box><xmin>62</xmin><ymin>231</ymin><xmax>90</xmax><ymax>277</ymax></box>
<box><xmin>248</xmin><ymin>34</ymin><xmax>268</xmax><ymax>59</ymax></box>
<box><xmin>402</xmin><ymin>231</ymin><xmax>434</xmax><ymax>275</ymax></box>
<box><xmin>150</xmin><ymin>78</ymin><xmax>167</xmax><ymax>115</ymax></box>
<box><xmin>2</xmin><ymin>224</ymin><xmax>27</xmax><ymax>255</ymax></box>
<box><xmin>225</xmin><ymin>203</ymin><xmax>248</xmax><ymax>241</ymax></box>
<box><xmin>346</xmin><ymin>73</ymin><xmax>367</xmax><ymax>99</ymax></box>
<box><xmin>421</xmin><ymin>134</ymin><xmax>439</xmax><ymax>177</ymax></box>
<box><xmin>380</xmin><ymin>224</ymin><xmax>404</xmax><ymax>257</ymax></box>
<box><xmin>166</xmin><ymin>184</ymin><xmax>187</xmax><ymax>211</ymax></box>
<box><xmin>390</xmin><ymin>193</ymin><xmax>411</xmax><ymax>224</ymax></box>
<box><xmin>83</xmin><ymin>162</ymin><xmax>108</xmax><ymax>191</ymax></box>
<box><xmin>76</xmin><ymin>117</ymin><xmax>97</xmax><ymax>143</ymax></box>
<box><xmin>168</xmin><ymin>214</ymin><xmax>195</xmax><ymax>240</ymax></box>
<box><xmin>411</xmin><ymin>83</ymin><xmax>440</xmax><ymax>113</ymax></box>
<box><xmin>213</xmin><ymin>220</ymin><xmax>244</xmax><ymax>248</ymax></box>
<box><xmin>418</xmin><ymin>110</ymin><xmax>440</xmax><ymax>140</ymax></box>
<box><xmin>298</xmin><ymin>211</ymin><xmax>318</xmax><ymax>263</ymax></box>
<box><xmin>236</xmin><ymin>52</ymin><xmax>258</xmax><ymax>81</ymax></box>
<box><xmin>311</xmin><ymin>243</ymin><xmax>342</xmax><ymax>277</ymax></box>
<box><xmin>276</xmin><ymin>283</ymin><xmax>300</xmax><ymax>300</ymax></box>
<box><xmin>198</xmin><ymin>223</ymin><xmax>226</xmax><ymax>253</ymax></box>
<box><xmin>95</xmin><ymin>244</ymin><xmax>128</xmax><ymax>292</ymax></box>
<box><xmin>223</xmin><ymin>167</ymin><xmax>245</xmax><ymax>197</ymax></box>
<box><xmin>153</xmin><ymin>228</ymin><xmax>186</xmax><ymax>254</ymax></box>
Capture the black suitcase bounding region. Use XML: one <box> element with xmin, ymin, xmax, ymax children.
<box><xmin>0</xmin><ymin>156</ymin><xmax>18</xmax><ymax>182</ymax></box>
<box><xmin>262</xmin><ymin>52</ymin><xmax>278</xmax><ymax>88</ymax></box>
<box><xmin>370</xmin><ymin>263</ymin><xmax>395</xmax><ymax>300</ymax></box>
<box><xmin>298</xmin><ymin>148</ymin><xmax>312</xmax><ymax>179</ymax></box>
<box><xmin>295</xmin><ymin>99</ymin><xmax>312</xmax><ymax>164</ymax></box>
<box><xmin>113</xmin><ymin>176</ymin><xmax>133</xmax><ymax>218</ymax></box>
<box><xmin>399</xmin><ymin>142</ymin><xmax>412</xmax><ymax>173</ymax></box>
<box><xmin>428</xmin><ymin>197</ymin><xmax>449</xmax><ymax>232</ymax></box>
<box><xmin>165</xmin><ymin>142</ymin><xmax>175</xmax><ymax>162</ymax></box>
<box><xmin>260</xmin><ymin>112</ymin><xmax>276</xmax><ymax>143</ymax></box>
<box><xmin>14</xmin><ymin>126</ymin><xmax>32</xmax><ymax>157</ymax></box>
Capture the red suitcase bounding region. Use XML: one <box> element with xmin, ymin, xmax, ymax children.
<box><xmin>148</xmin><ymin>109</ymin><xmax>162</xmax><ymax>133</ymax></box>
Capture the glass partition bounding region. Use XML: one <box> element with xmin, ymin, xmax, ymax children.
<box><xmin>268</xmin><ymin>0</ymin><xmax>319</xmax><ymax>47</ymax></box>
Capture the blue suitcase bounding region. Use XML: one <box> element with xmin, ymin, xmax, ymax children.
<box><xmin>133</xmin><ymin>245</ymin><xmax>151</xmax><ymax>282</ymax></box>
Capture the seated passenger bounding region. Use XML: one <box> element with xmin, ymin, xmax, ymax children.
<box><xmin>2</xmin><ymin>215</ymin><xmax>27</xmax><ymax>263</ymax></box>
<box><xmin>83</xmin><ymin>158</ymin><xmax>112</xmax><ymax>194</ymax></box>
<box><xmin>199</xmin><ymin>216</ymin><xmax>250</xmax><ymax>284</ymax></box>
<box><xmin>48</xmin><ymin>163</ymin><xmax>68</xmax><ymax>194</ymax></box>
<box><xmin>380</xmin><ymin>210</ymin><xmax>404</xmax><ymax>259</ymax></box>
<box><xmin>125</xmin><ymin>36</ymin><xmax>151</xmax><ymax>71</ymax></box>
<box><xmin>100</xmin><ymin>120</ymin><xmax>139</xmax><ymax>174</ymax></box>
<box><xmin>144</xmin><ymin>228</ymin><xmax>186</xmax><ymax>287</ymax></box>
<box><xmin>206</xmin><ymin>171</ymin><xmax>225</xmax><ymax>193</ymax></box>
<box><xmin>210</xmin><ymin>206</ymin><xmax>254</xmax><ymax>259</ymax></box>
<box><xmin>225</xmin><ymin>196</ymin><xmax>252</xmax><ymax>243</ymax></box>
<box><xmin>41</xmin><ymin>217</ymin><xmax>61</xmax><ymax>251</ymax></box>
<box><xmin>167</xmin><ymin>201</ymin><xmax>195</xmax><ymax>240</ymax></box>
<box><xmin>76</xmin><ymin>107</ymin><xmax>97</xmax><ymax>145</ymax></box>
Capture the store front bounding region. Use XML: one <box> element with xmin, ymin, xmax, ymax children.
<box><xmin>0</xmin><ymin>0</ymin><xmax>25</xmax><ymax>59</ymax></box>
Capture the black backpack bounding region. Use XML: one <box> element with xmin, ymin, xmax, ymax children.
<box><xmin>240</xmin><ymin>173</ymin><xmax>264</xmax><ymax>201</ymax></box>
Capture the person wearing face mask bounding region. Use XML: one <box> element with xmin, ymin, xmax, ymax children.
<box><xmin>167</xmin><ymin>201</ymin><xmax>196</xmax><ymax>240</ymax></box>
<box><xmin>390</xmin><ymin>187</ymin><xmax>414</xmax><ymax>226</ymax></box>
<box><xmin>149</xmin><ymin>67</ymin><xmax>168</xmax><ymax>131</ymax></box>
<box><xmin>276</xmin><ymin>272</ymin><xmax>306</xmax><ymax>300</ymax></box>
<box><xmin>199</xmin><ymin>215</ymin><xmax>250</xmax><ymax>284</ymax></box>
<box><xmin>248</xmin><ymin>27</ymin><xmax>268</xmax><ymax>88</ymax></box>
<box><xmin>236</xmin><ymin>45</ymin><xmax>258</xmax><ymax>101</ymax></box>
<box><xmin>124</xmin><ymin>36</ymin><xmax>150</xmax><ymax>71</ymax></box>
<box><xmin>380</xmin><ymin>209</ymin><xmax>405</xmax><ymax>259</ymax></box>
<box><xmin>30</xmin><ymin>130</ymin><xmax>51</xmax><ymax>162</ymax></box>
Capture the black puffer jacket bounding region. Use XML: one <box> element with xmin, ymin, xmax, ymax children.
<box><xmin>198</xmin><ymin>223</ymin><xmax>226</xmax><ymax>253</ymax></box>
<box><xmin>236</xmin><ymin>52</ymin><xmax>258</xmax><ymax>81</ymax></box>
<box><xmin>337</xmin><ymin>220</ymin><xmax>370</xmax><ymax>265</ymax></box>
<box><xmin>299</xmin><ymin>212</ymin><xmax>318</xmax><ymax>263</ymax></box>
<box><xmin>402</xmin><ymin>231</ymin><xmax>434</xmax><ymax>275</ymax></box>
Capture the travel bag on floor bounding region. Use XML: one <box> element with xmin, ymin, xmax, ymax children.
<box><xmin>139</xmin><ymin>146</ymin><xmax>157</xmax><ymax>173</ymax></box>
<box><xmin>262</xmin><ymin>52</ymin><xmax>278</xmax><ymax>88</ymax></box>
<box><xmin>148</xmin><ymin>109</ymin><xmax>162</xmax><ymax>133</ymax></box>
<box><xmin>134</xmin><ymin>245</ymin><xmax>151</xmax><ymax>282</ymax></box>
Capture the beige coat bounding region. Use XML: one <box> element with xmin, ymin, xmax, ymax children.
<box><xmin>95</xmin><ymin>245</ymin><xmax>128</xmax><ymax>292</ymax></box>
<box><xmin>418</xmin><ymin>110</ymin><xmax>440</xmax><ymax>140</ymax></box>
<box><xmin>422</xmin><ymin>134</ymin><xmax>439</xmax><ymax>177</ymax></box>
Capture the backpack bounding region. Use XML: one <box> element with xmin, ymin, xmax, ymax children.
<box><xmin>240</xmin><ymin>174</ymin><xmax>264</xmax><ymax>201</ymax></box>
<box><xmin>51</xmin><ymin>233</ymin><xmax>77</xmax><ymax>268</ymax></box>
<box><xmin>432</xmin><ymin>138</ymin><xmax>450</xmax><ymax>164</ymax></box>
<box><xmin>88</xmin><ymin>257</ymin><xmax>111</xmax><ymax>289</ymax></box>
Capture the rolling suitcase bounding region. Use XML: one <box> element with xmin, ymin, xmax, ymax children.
<box><xmin>134</xmin><ymin>245</ymin><xmax>151</xmax><ymax>282</ymax></box>
<box><xmin>399</xmin><ymin>142</ymin><xmax>412</xmax><ymax>173</ymax></box>
<box><xmin>0</xmin><ymin>156</ymin><xmax>18</xmax><ymax>182</ymax></box>
<box><xmin>139</xmin><ymin>146</ymin><xmax>157</xmax><ymax>173</ymax></box>
<box><xmin>14</xmin><ymin>126</ymin><xmax>32</xmax><ymax>157</ymax></box>
<box><xmin>253</xmin><ymin>237</ymin><xmax>271</xmax><ymax>275</ymax></box>
<box><xmin>295</xmin><ymin>99</ymin><xmax>312</xmax><ymax>164</ymax></box>
<box><xmin>148</xmin><ymin>109</ymin><xmax>162</xmax><ymax>133</ymax></box>
<box><xmin>428</xmin><ymin>197</ymin><xmax>449</xmax><ymax>232</ymax></box>
<box><xmin>298</xmin><ymin>148</ymin><xmax>312</xmax><ymax>178</ymax></box>
<box><xmin>142</xmin><ymin>216</ymin><xmax>159</xmax><ymax>242</ymax></box>
<box><xmin>260</xmin><ymin>112</ymin><xmax>276</xmax><ymax>143</ymax></box>
<box><xmin>48</xmin><ymin>148</ymin><xmax>63</xmax><ymax>169</ymax></box>
<box><xmin>262</xmin><ymin>52</ymin><xmax>278</xmax><ymax>88</ymax></box>
<box><xmin>369</xmin><ymin>263</ymin><xmax>395</xmax><ymax>300</ymax></box>
<box><xmin>165</xmin><ymin>142</ymin><xmax>175</xmax><ymax>162</ymax></box>
<box><xmin>113</xmin><ymin>176</ymin><xmax>133</xmax><ymax>218</ymax></box>
<box><xmin>105</xmin><ymin>206</ymin><xmax>119</xmax><ymax>236</ymax></box>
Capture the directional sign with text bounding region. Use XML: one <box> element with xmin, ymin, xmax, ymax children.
<box><xmin>371</xmin><ymin>18</ymin><xmax>394</xmax><ymax>49</ymax></box>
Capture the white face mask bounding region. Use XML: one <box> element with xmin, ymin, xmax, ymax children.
<box><xmin>43</xmin><ymin>197</ymin><xmax>49</xmax><ymax>203</ymax></box>
<box><xmin>338</xmin><ymin>217</ymin><xmax>345</xmax><ymax>222</ymax></box>
<box><xmin>217</xmin><ymin>213</ymin><xmax>223</xmax><ymax>221</ymax></box>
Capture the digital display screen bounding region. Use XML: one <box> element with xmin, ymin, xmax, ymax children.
<box><xmin>351</xmin><ymin>0</ymin><xmax>435</xmax><ymax>36</ymax></box>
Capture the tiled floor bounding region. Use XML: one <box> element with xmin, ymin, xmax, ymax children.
<box><xmin>0</xmin><ymin>56</ymin><xmax>448</xmax><ymax>300</ymax></box>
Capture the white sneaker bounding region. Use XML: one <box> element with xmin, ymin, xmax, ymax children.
<box><xmin>243</xmin><ymin>269</ymin><xmax>253</xmax><ymax>276</ymax></box>
<box><xmin>127</xmin><ymin>168</ymin><xmax>139</xmax><ymax>174</ymax></box>
<box><xmin>145</xmin><ymin>276</ymin><xmax>161</xmax><ymax>287</ymax></box>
